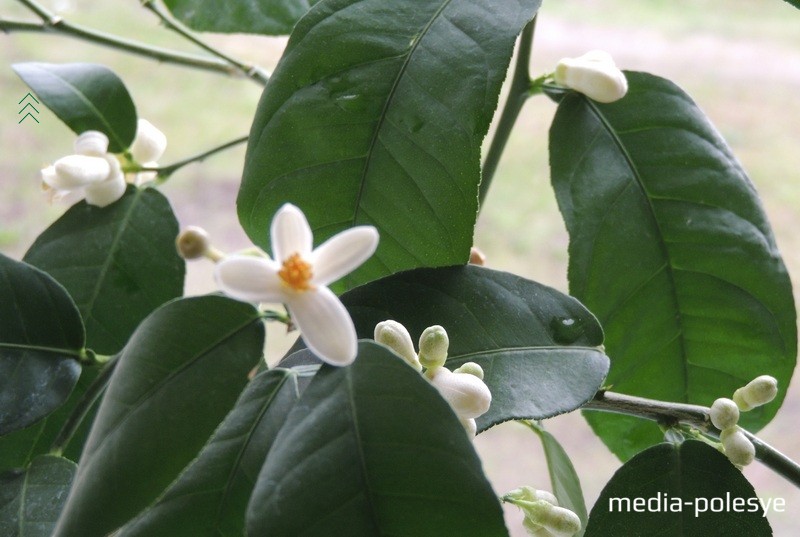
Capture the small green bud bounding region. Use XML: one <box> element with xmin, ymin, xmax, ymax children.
<box><xmin>176</xmin><ymin>226</ymin><xmax>211</xmax><ymax>260</ymax></box>
<box><xmin>722</xmin><ymin>429</ymin><xmax>755</xmax><ymax>467</ymax></box>
<box><xmin>454</xmin><ymin>361</ymin><xmax>484</xmax><ymax>379</ymax></box>
<box><xmin>374</xmin><ymin>320</ymin><xmax>421</xmax><ymax>371</ymax></box>
<box><xmin>733</xmin><ymin>375</ymin><xmax>778</xmax><ymax>411</ymax></box>
<box><xmin>418</xmin><ymin>325</ymin><xmax>449</xmax><ymax>369</ymax></box>
<box><xmin>709</xmin><ymin>398</ymin><xmax>739</xmax><ymax>430</ymax></box>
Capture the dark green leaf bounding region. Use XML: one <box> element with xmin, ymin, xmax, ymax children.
<box><xmin>163</xmin><ymin>0</ymin><xmax>319</xmax><ymax>36</ymax></box>
<box><xmin>549</xmin><ymin>71</ymin><xmax>797</xmax><ymax>460</ymax></box>
<box><xmin>238</xmin><ymin>0</ymin><xmax>542</xmax><ymax>290</ymax></box>
<box><xmin>340</xmin><ymin>265</ymin><xmax>609</xmax><ymax>430</ymax></box>
<box><xmin>25</xmin><ymin>186</ymin><xmax>185</xmax><ymax>355</ymax></box>
<box><xmin>0</xmin><ymin>254</ymin><xmax>83</xmax><ymax>435</ymax></box>
<box><xmin>0</xmin><ymin>455</ymin><xmax>76</xmax><ymax>537</ymax></box>
<box><xmin>0</xmin><ymin>365</ymin><xmax>101</xmax><ymax>473</ymax></box>
<box><xmin>12</xmin><ymin>62</ymin><xmax>137</xmax><ymax>152</ymax></box>
<box><xmin>247</xmin><ymin>342</ymin><xmax>508</xmax><ymax>536</ymax></box>
<box><xmin>528</xmin><ymin>422</ymin><xmax>588</xmax><ymax>536</ymax></box>
<box><xmin>52</xmin><ymin>296</ymin><xmax>265</xmax><ymax>537</ymax></box>
<box><xmin>783</xmin><ymin>0</ymin><xmax>800</xmax><ymax>10</ymax></box>
<box><xmin>117</xmin><ymin>368</ymin><xmax>302</xmax><ymax>537</ymax></box>
<box><xmin>584</xmin><ymin>440</ymin><xmax>771</xmax><ymax>536</ymax></box>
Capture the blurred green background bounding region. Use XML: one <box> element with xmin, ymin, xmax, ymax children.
<box><xmin>2</xmin><ymin>0</ymin><xmax>799</xmax><ymax>534</ymax></box>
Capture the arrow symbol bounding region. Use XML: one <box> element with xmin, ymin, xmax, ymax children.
<box><xmin>18</xmin><ymin>92</ymin><xmax>40</xmax><ymax>105</ymax></box>
<box><xmin>18</xmin><ymin>102</ymin><xmax>40</xmax><ymax>115</ymax></box>
<box><xmin>19</xmin><ymin>112</ymin><xmax>40</xmax><ymax>124</ymax></box>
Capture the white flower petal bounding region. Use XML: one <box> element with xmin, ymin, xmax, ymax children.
<box><xmin>84</xmin><ymin>158</ymin><xmax>126</xmax><ymax>207</ymax></box>
<box><xmin>271</xmin><ymin>203</ymin><xmax>313</xmax><ymax>261</ymax></box>
<box><xmin>52</xmin><ymin>155</ymin><xmax>111</xmax><ymax>188</ymax></box>
<box><xmin>554</xmin><ymin>56</ymin><xmax>627</xmax><ymax>104</ymax></box>
<box><xmin>288</xmin><ymin>286</ymin><xmax>357</xmax><ymax>366</ymax></box>
<box><xmin>311</xmin><ymin>226</ymin><xmax>379</xmax><ymax>286</ymax></box>
<box><xmin>215</xmin><ymin>255</ymin><xmax>283</xmax><ymax>304</ymax></box>
<box><xmin>428</xmin><ymin>367</ymin><xmax>492</xmax><ymax>419</ymax></box>
<box><xmin>130</xmin><ymin>119</ymin><xmax>167</xmax><ymax>163</ymax></box>
<box><xmin>74</xmin><ymin>131</ymin><xmax>109</xmax><ymax>156</ymax></box>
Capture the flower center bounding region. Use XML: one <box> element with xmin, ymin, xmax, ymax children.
<box><xmin>278</xmin><ymin>253</ymin><xmax>314</xmax><ymax>291</ymax></box>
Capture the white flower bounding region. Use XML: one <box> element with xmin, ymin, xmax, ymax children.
<box><xmin>554</xmin><ymin>50</ymin><xmax>628</xmax><ymax>103</ymax></box>
<box><xmin>128</xmin><ymin>119</ymin><xmax>167</xmax><ymax>185</ymax></box>
<box><xmin>215</xmin><ymin>203</ymin><xmax>379</xmax><ymax>366</ymax></box>
<box><xmin>41</xmin><ymin>130</ymin><xmax>125</xmax><ymax>208</ymax></box>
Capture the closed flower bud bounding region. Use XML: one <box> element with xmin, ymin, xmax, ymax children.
<box><xmin>130</xmin><ymin>119</ymin><xmax>167</xmax><ymax>163</ymax></box>
<box><xmin>374</xmin><ymin>320</ymin><xmax>421</xmax><ymax>371</ymax></box>
<box><xmin>469</xmin><ymin>246</ymin><xmax>486</xmax><ymax>266</ymax></box>
<box><xmin>418</xmin><ymin>325</ymin><xmax>449</xmax><ymax>369</ymax></box>
<box><xmin>428</xmin><ymin>367</ymin><xmax>491</xmax><ymax>419</ymax></box>
<box><xmin>733</xmin><ymin>375</ymin><xmax>778</xmax><ymax>411</ymax></box>
<box><xmin>723</xmin><ymin>429</ymin><xmax>755</xmax><ymax>467</ymax></box>
<box><xmin>538</xmin><ymin>504</ymin><xmax>582</xmax><ymax>537</ymax></box>
<box><xmin>506</xmin><ymin>486</ymin><xmax>559</xmax><ymax>506</ymax></box>
<box><xmin>177</xmin><ymin>226</ymin><xmax>211</xmax><ymax>260</ymax></box>
<box><xmin>709</xmin><ymin>398</ymin><xmax>739</xmax><ymax>430</ymax></box>
<box><xmin>554</xmin><ymin>50</ymin><xmax>628</xmax><ymax>103</ymax></box>
<box><xmin>454</xmin><ymin>361</ymin><xmax>484</xmax><ymax>380</ymax></box>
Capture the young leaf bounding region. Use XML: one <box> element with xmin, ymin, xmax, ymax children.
<box><xmin>163</xmin><ymin>0</ymin><xmax>319</xmax><ymax>36</ymax></box>
<box><xmin>584</xmin><ymin>440</ymin><xmax>771</xmax><ymax>536</ymax></box>
<box><xmin>12</xmin><ymin>62</ymin><xmax>137</xmax><ymax>152</ymax></box>
<box><xmin>238</xmin><ymin>0</ymin><xmax>543</xmax><ymax>290</ymax></box>
<box><xmin>52</xmin><ymin>296</ymin><xmax>265</xmax><ymax>537</ymax></box>
<box><xmin>0</xmin><ymin>455</ymin><xmax>77</xmax><ymax>537</ymax></box>
<box><xmin>246</xmin><ymin>342</ymin><xmax>508</xmax><ymax>536</ymax></box>
<box><xmin>527</xmin><ymin>422</ymin><xmax>588</xmax><ymax>536</ymax></box>
<box><xmin>25</xmin><ymin>186</ymin><xmax>185</xmax><ymax>355</ymax></box>
<box><xmin>549</xmin><ymin>71</ymin><xmax>797</xmax><ymax>460</ymax></box>
<box><xmin>340</xmin><ymin>265</ymin><xmax>610</xmax><ymax>430</ymax></box>
<box><xmin>0</xmin><ymin>253</ymin><xmax>83</xmax><ymax>436</ymax></box>
<box><xmin>117</xmin><ymin>368</ymin><xmax>302</xmax><ymax>537</ymax></box>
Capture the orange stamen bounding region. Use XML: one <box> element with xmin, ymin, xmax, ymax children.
<box><xmin>278</xmin><ymin>253</ymin><xmax>314</xmax><ymax>291</ymax></box>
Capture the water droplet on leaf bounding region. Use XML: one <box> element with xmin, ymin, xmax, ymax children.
<box><xmin>550</xmin><ymin>316</ymin><xmax>585</xmax><ymax>344</ymax></box>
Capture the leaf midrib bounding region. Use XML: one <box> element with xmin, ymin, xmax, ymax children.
<box><xmin>350</xmin><ymin>0</ymin><xmax>455</xmax><ymax>227</ymax></box>
<box><xmin>584</xmin><ymin>98</ymin><xmax>690</xmax><ymax>401</ymax></box>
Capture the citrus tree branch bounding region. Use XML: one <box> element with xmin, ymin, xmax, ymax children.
<box><xmin>584</xmin><ymin>390</ymin><xmax>800</xmax><ymax>488</ymax></box>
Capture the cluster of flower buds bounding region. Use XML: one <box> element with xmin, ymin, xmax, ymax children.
<box><xmin>553</xmin><ymin>50</ymin><xmax>628</xmax><ymax>103</ymax></box>
<box><xmin>40</xmin><ymin>119</ymin><xmax>166</xmax><ymax>207</ymax></box>
<box><xmin>504</xmin><ymin>486</ymin><xmax>582</xmax><ymax>537</ymax></box>
<box><xmin>374</xmin><ymin>321</ymin><xmax>492</xmax><ymax>439</ymax></box>
<box><xmin>710</xmin><ymin>375</ymin><xmax>778</xmax><ymax>468</ymax></box>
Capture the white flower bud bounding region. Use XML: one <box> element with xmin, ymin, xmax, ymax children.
<box><xmin>73</xmin><ymin>131</ymin><xmax>109</xmax><ymax>156</ymax></box>
<box><xmin>418</xmin><ymin>325</ymin><xmax>449</xmax><ymax>369</ymax></box>
<box><xmin>428</xmin><ymin>367</ymin><xmax>491</xmax><ymax>419</ymax></box>
<box><xmin>51</xmin><ymin>154</ymin><xmax>111</xmax><ymax>189</ymax></box>
<box><xmin>130</xmin><ymin>119</ymin><xmax>167</xmax><ymax>163</ymax></box>
<box><xmin>538</xmin><ymin>504</ymin><xmax>582</xmax><ymax>537</ymax></box>
<box><xmin>554</xmin><ymin>50</ymin><xmax>628</xmax><ymax>103</ymax></box>
<box><xmin>733</xmin><ymin>375</ymin><xmax>778</xmax><ymax>411</ymax></box>
<box><xmin>722</xmin><ymin>429</ymin><xmax>755</xmax><ymax>467</ymax></box>
<box><xmin>454</xmin><ymin>361</ymin><xmax>484</xmax><ymax>380</ymax></box>
<box><xmin>374</xmin><ymin>320</ymin><xmax>421</xmax><ymax>371</ymax></box>
<box><xmin>176</xmin><ymin>226</ymin><xmax>211</xmax><ymax>260</ymax></box>
<box><xmin>709</xmin><ymin>398</ymin><xmax>739</xmax><ymax>430</ymax></box>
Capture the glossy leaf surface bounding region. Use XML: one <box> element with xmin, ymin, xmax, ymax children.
<box><xmin>53</xmin><ymin>296</ymin><xmax>264</xmax><ymax>537</ymax></box>
<box><xmin>12</xmin><ymin>62</ymin><xmax>136</xmax><ymax>152</ymax></box>
<box><xmin>118</xmin><ymin>368</ymin><xmax>302</xmax><ymax>537</ymax></box>
<box><xmin>341</xmin><ymin>265</ymin><xmax>609</xmax><ymax>429</ymax></box>
<box><xmin>584</xmin><ymin>441</ymin><xmax>771</xmax><ymax>536</ymax></box>
<box><xmin>0</xmin><ymin>254</ymin><xmax>83</xmax><ymax>436</ymax></box>
<box><xmin>247</xmin><ymin>342</ymin><xmax>508</xmax><ymax>536</ymax></box>
<box><xmin>0</xmin><ymin>455</ymin><xmax>76</xmax><ymax>537</ymax></box>
<box><xmin>25</xmin><ymin>187</ymin><xmax>185</xmax><ymax>355</ymax></box>
<box><xmin>239</xmin><ymin>0</ymin><xmax>542</xmax><ymax>289</ymax></box>
<box><xmin>550</xmin><ymin>72</ymin><xmax>797</xmax><ymax>460</ymax></box>
<box><xmin>164</xmin><ymin>0</ymin><xmax>319</xmax><ymax>35</ymax></box>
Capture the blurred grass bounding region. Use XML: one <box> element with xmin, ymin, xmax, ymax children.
<box><xmin>2</xmin><ymin>0</ymin><xmax>800</xmax><ymax>535</ymax></box>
